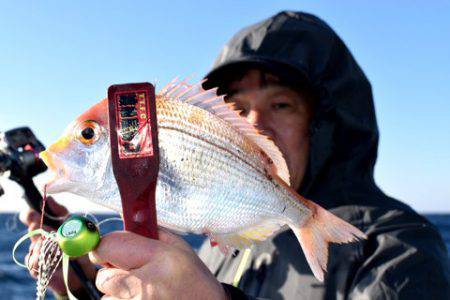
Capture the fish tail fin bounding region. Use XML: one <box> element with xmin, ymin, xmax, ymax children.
<box><xmin>290</xmin><ymin>198</ymin><xmax>367</xmax><ymax>282</ymax></box>
<box><xmin>271</xmin><ymin>174</ymin><xmax>366</xmax><ymax>281</ymax></box>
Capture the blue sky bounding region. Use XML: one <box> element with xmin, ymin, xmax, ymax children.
<box><xmin>0</xmin><ymin>1</ymin><xmax>449</xmax><ymax>212</ymax></box>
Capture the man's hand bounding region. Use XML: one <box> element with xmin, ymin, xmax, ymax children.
<box><xmin>89</xmin><ymin>229</ymin><xmax>227</xmax><ymax>300</ymax></box>
<box><xmin>19</xmin><ymin>198</ymin><xmax>97</xmax><ymax>296</ymax></box>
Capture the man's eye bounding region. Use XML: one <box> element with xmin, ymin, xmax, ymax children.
<box><xmin>228</xmin><ymin>102</ymin><xmax>248</xmax><ymax>116</ymax></box>
<box><xmin>238</xmin><ymin>109</ymin><xmax>248</xmax><ymax>117</ymax></box>
<box><xmin>272</xmin><ymin>103</ymin><xmax>291</xmax><ymax>110</ymax></box>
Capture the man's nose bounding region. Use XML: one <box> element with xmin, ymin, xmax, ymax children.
<box><xmin>246</xmin><ymin>110</ymin><xmax>273</xmax><ymax>137</ymax></box>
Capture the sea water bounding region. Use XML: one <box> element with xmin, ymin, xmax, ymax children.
<box><xmin>0</xmin><ymin>213</ymin><xmax>448</xmax><ymax>299</ymax></box>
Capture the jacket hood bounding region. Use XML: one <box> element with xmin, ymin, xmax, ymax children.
<box><xmin>204</xmin><ymin>11</ymin><xmax>407</xmax><ymax>210</ymax></box>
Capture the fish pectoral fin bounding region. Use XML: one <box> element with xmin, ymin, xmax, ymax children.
<box><xmin>209</xmin><ymin>220</ymin><xmax>285</xmax><ymax>254</ymax></box>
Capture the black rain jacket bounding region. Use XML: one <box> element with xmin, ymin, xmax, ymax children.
<box><xmin>198</xmin><ymin>11</ymin><xmax>450</xmax><ymax>300</ymax></box>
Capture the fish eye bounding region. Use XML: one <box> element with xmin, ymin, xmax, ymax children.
<box><xmin>76</xmin><ymin>121</ymin><xmax>101</xmax><ymax>145</ymax></box>
<box><xmin>81</xmin><ymin>127</ymin><xmax>95</xmax><ymax>140</ymax></box>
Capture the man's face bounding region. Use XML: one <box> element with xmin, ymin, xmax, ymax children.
<box><xmin>225</xmin><ymin>69</ymin><xmax>312</xmax><ymax>190</ymax></box>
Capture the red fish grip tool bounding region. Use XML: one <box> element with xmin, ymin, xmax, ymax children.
<box><xmin>108</xmin><ymin>83</ymin><xmax>159</xmax><ymax>239</ymax></box>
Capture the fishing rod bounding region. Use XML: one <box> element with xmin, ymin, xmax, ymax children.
<box><xmin>0</xmin><ymin>127</ymin><xmax>101</xmax><ymax>300</ymax></box>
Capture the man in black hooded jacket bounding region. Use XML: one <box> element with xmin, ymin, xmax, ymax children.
<box><xmin>21</xmin><ymin>10</ymin><xmax>449</xmax><ymax>300</ymax></box>
<box><xmin>198</xmin><ymin>11</ymin><xmax>450</xmax><ymax>299</ymax></box>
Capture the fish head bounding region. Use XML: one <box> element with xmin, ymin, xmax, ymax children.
<box><xmin>40</xmin><ymin>99</ymin><xmax>118</xmax><ymax>205</ymax></box>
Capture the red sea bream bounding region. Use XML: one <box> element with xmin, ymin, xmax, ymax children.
<box><xmin>40</xmin><ymin>79</ymin><xmax>366</xmax><ymax>281</ymax></box>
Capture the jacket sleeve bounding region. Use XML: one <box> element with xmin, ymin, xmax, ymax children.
<box><xmin>348</xmin><ymin>216</ymin><xmax>450</xmax><ymax>299</ymax></box>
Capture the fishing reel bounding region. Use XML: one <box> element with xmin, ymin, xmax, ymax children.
<box><xmin>0</xmin><ymin>127</ymin><xmax>60</xmax><ymax>225</ymax></box>
<box><xmin>0</xmin><ymin>127</ymin><xmax>47</xmax><ymax>178</ymax></box>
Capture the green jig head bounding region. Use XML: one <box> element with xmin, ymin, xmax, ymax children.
<box><xmin>57</xmin><ymin>216</ymin><xmax>100</xmax><ymax>257</ymax></box>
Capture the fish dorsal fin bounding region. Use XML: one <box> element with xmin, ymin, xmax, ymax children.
<box><xmin>158</xmin><ymin>78</ymin><xmax>291</xmax><ymax>185</ymax></box>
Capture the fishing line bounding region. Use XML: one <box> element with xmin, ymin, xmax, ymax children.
<box><xmin>39</xmin><ymin>184</ymin><xmax>48</xmax><ymax>230</ymax></box>
<box><xmin>38</xmin><ymin>184</ymin><xmax>69</xmax><ymax>223</ymax></box>
<box><xmin>41</xmin><ymin>212</ymin><xmax>68</xmax><ymax>222</ymax></box>
<box><xmin>36</xmin><ymin>184</ymin><xmax>68</xmax><ymax>223</ymax></box>
<box><xmin>83</xmin><ymin>211</ymin><xmax>99</xmax><ymax>225</ymax></box>
<box><xmin>12</xmin><ymin>228</ymin><xmax>49</xmax><ymax>269</ymax></box>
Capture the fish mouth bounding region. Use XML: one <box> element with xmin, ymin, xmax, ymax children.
<box><xmin>39</xmin><ymin>150</ymin><xmax>67</xmax><ymax>193</ymax></box>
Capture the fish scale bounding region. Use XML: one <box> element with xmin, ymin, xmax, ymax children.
<box><xmin>158</xmin><ymin>100</ymin><xmax>266</xmax><ymax>172</ymax></box>
<box><xmin>153</xmin><ymin>101</ymin><xmax>304</xmax><ymax>233</ymax></box>
<box><xmin>156</xmin><ymin>125</ymin><xmax>292</xmax><ymax>233</ymax></box>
